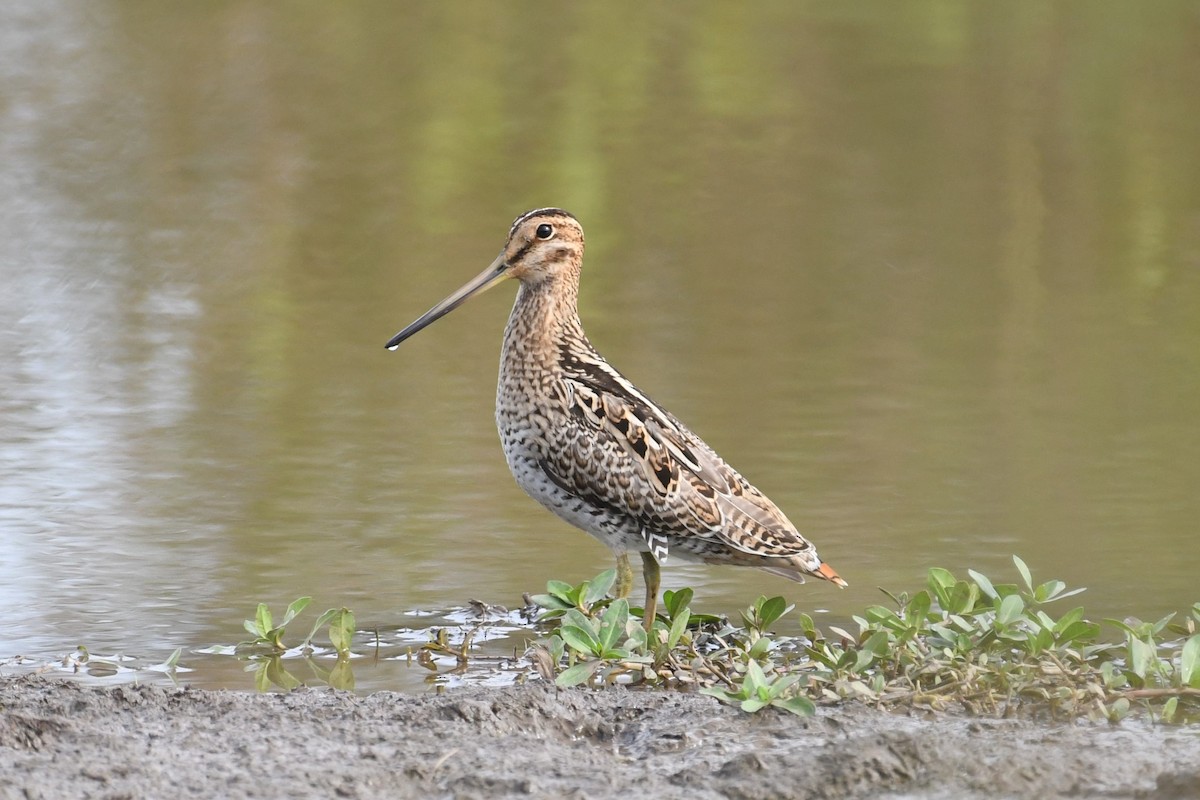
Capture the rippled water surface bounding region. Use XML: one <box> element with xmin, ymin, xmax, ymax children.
<box><xmin>2</xmin><ymin>2</ymin><xmax>1198</xmax><ymax>689</ymax></box>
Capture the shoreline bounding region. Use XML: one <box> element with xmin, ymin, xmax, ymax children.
<box><xmin>2</xmin><ymin>676</ymin><xmax>1199</xmax><ymax>799</ymax></box>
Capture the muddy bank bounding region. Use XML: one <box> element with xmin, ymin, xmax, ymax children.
<box><xmin>1</xmin><ymin>677</ymin><xmax>1198</xmax><ymax>799</ymax></box>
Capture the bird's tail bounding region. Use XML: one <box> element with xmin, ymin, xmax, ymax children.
<box><xmin>815</xmin><ymin>561</ymin><xmax>848</xmax><ymax>588</ymax></box>
<box><xmin>758</xmin><ymin>559</ymin><xmax>848</xmax><ymax>588</ymax></box>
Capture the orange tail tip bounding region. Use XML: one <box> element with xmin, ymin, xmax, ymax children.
<box><xmin>817</xmin><ymin>562</ymin><xmax>848</xmax><ymax>588</ymax></box>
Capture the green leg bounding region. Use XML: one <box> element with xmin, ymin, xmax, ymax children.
<box><xmin>640</xmin><ymin>551</ymin><xmax>660</xmax><ymax>634</ymax></box>
<box><xmin>614</xmin><ymin>552</ymin><xmax>633</xmax><ymax>599</ymax></box>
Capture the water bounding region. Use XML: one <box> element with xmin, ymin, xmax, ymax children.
<box><xmin>2</xmin><ymin>2</ymin><xmax>1198</xmax><ymax>689</ymax></box>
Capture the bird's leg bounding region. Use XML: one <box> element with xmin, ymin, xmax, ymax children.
<box><xmin>640</xmin><ymin>551</ymin><xmax>660</xmax><ymax>634</ymax></box>
<box><xmin>614</xmin><ymin>552</ymin><xmax>633</xmax><ymax>599</ymax></box>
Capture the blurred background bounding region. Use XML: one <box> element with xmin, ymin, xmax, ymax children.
<box><xmin>2</xmin><ymin>2</ymin><xmax>1198</xmax><ymax>689</ymax></box>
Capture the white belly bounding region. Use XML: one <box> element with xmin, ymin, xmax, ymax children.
<box><xmin>503</xmin><ymin>447</ymin><xmax>646</xmax><ymax>555</ymax></box>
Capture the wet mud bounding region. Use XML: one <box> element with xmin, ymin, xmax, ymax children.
<box><xmin>1</xmin><ymin>676</ymin><xmax>1198</xmax><ymax>799</ymax></box>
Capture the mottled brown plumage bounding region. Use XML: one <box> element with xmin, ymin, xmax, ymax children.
<box><xmin>386</xmin><ymin>209</ymin><xmax>845</xmax><ymax>630</ymax></box>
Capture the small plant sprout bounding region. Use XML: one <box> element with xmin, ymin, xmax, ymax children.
<box><xmin>240</xmin><ymin>597</ymin><xmax>313</xmax><ymax>652</ymax></box>
<box><xmin>212</xmin><ymin>598</ymin><xmax>358</xmax><ymax>691</ymax></box>
<box><xmin>530</xmin><ymin>569</ymin><xmax>617</xmax><ymax>620</ymax></box>
<box><xmin>237</xmin><ymin>598</ymin><xmax>355</xmax><ymax>657</ymax></box>
<box><xmin>701</xmin><ymin>659</ymin><xmax>814</xmax><ymax>716</ymax></box>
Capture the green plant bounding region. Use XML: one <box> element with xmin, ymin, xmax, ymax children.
<box><xmin>237</xmin><ymin>597</ymin><xmax>355</xmax><ymax>658</ymax></box>
<box><xmin>530</xmin><ymin>569</ymin><xmax>617</xmax><ymax>620</ymax></box>
<box><xmin>529</xmin><ymin>557</ymin><xmax>1200</xmax><ymax>723</ymax></box>
<box><xmin>531</xmin><ymin>571</ymin><xmax>810</xmax><ymax>709</ymax></box>
<box><xmin>701</xmin><ymin>659</ymin><xmax>814</xmax><ymax>715</ymax></box>
<box><xmin>190</xmin><ymin>597</ymin><xmax>360</xmax><ymax>691</ymax></box>
<box><xmin>555</xmin><ymin>599</ymin><xmax>645</xmax><ymax>687</ymax></box>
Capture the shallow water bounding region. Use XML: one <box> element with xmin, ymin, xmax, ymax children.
<box><xmin>2</xmin><ymin>2</ymin><xmax>1198</xmax><ymax>689</ymax></box>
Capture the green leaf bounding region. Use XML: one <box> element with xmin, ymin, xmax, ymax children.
<box><xmin>1049</xmin><ymin>586</ymin><xmax>1087</xmax><ymax>602</ymax></box>
<box><xmin>598</xmin><ymin>599</ymin><xmax>629</xmax><ymax>652</ymax></box>
<box><xmin>163</xmin><ymin>648</ymin><xmax>182</xmax><ymax>670</ymax></box>
<box><xmin>758</xmin><ymin>596</ymin><xmax>790</xmax><ymax>629</ymax></box>
<box><xmin>1128</xmin><ymin>636</ymin><xmax>1154</xmax><ymax>680</ymax></box>
<box><xmin>282</xmin><ymin>596</ymin><xmax>312</xmax><ymax>626</ymax></box>
<box><xmin>905</xmin><ymin>591</ymin><xmax>932</xmax><ymax>621</ymax></box>
<box><xmin>776</xmin><ymin>696</ymin><xmax>816</xmax><ymax>716</ymax></box>
<box><xmin>563</xmin><ymin>607</ymin><xmax>594</xmax><ymax>629</ymax></box>
<box><xmin>1103</xmin><ymin>617</ymin><xmax>1141</xmax><ymax>638</ymax></box>
<box><xmin>1034</xmin><ymin>580</ymin><xmax>1065</xmax><ymax>603</ymax></box>
<box><xmin>862</xmin><ymin>630</ymin><xmax>891</xmax><ymax>656</ymax></box>
<box><xmin>560</xmin><ymin>626</ymin><xmax>601</xmax><ymax>656</ymax></box>
<box><xmin>700</xmin><ymin>686</ymin><xmax>735</xmax><ymax>702</ymax></box>
<box><xmin>625</xmin><ymin>623</ymin><xmax>648</xmax><ymax>653</ymax></box>
<box><xmin>747</xmin><ymin>635</ymin><xmax>772</xmax><ymax>661</ymax></box>
<box><xmin>243</xmin><ymin>620</ymin><xmax>260</xmax><ymax>638</ymax></box>
<box><xmin>556</xmin><ymin>660</ymin><xmax>600</xmax><ymax>687</ymax></box>
<box><xmin>804</xmin><ymin>646</ymin><xmax>839</xmax><ymax>670</ymax></box>
<box><xmin>1150</xmin><ymin>613</ymin><xmax>1177</xmax><ymax>636</ymax></box>
<box><xmin>546</xmin><ymin>580</ymin><xmax>575</xmax><ymax>601</ymax></box>
<box><xmin>947</xmin><ymin>581</ymin><xmax>979</xmax><ymax>615</ymax></box>
<box><xmin>306</xmin><ymin>608</ymin><xmax>340</xmax><ymax>647</ymax></box>
<box><xmin>664</xmin><ymin>588</ymin><xmax>693</xmax><ymax>620</ymax></box>
<box><xmin>743</xmin><ymin>659</ymin><xmax>769</xmax><ymax>694</ymax></box>
<box><xmin>667</xmin><ymin>607</ymin><xmax>691</xmax><ymax>649</ymax></box>
<box><xmin>1053</xmin><ymin>606</ymin><xmax>1085</xmax><ymax>634</ymax></box>
<box><xmin>1013</xmin><ymin>555</ymin><xmax>1033</xmax><ymax>592</ymax></box>
<box><xmin>1057</xmin><ymin>620</ymin><xmax>1099</xmax><ymax>644</ymax></box>
<box><xmin>584</xmin><ymin>569</ymin><xmax>617</xmax><ymax>605</ymax></box>
<box><xmin>828</xmin><ymin>625</ymin><xmax>857</xmax><ymax>642</ymax></box>
<box><xmin>530</xmin><ymin>593</ymin><xmax>573</xmax><ymax>611</ymax></box>
<box><xmin>1181</xmin><ymin>634</ymin><xmax>1200</xmax><ymax>688</ymax></box>
<box><xmin>768</xmin><ymin>674</ymin><xmax>802</xmax><ymax>697</ymax></box>
<box><xmin>968</xmin><ymin>569</ymin><xmax>997</xmax><ymax>600</ymax></box>
<box><xmin>835</xmin><ymin>649</ymin><xmax>858</xmax><ymax>670</ymax></box>
<box><xmin>545</xmin><ymin>634</ymin><xmax>565</xmax><ymax>663</ymax></box>
<box><xmin>928</xmin><ymin>567</ymin><xmax>956</xmax><ymax>592</ymax></box>
<box><xmin>255</xmin><ymin>603</ymin><xmax>272</xmax><ymax>636</ymax></box>
<box><xmin>265</xmin><ymin>627</ymin><xmax>286</xmax><ymax>650</ymax></box>
<box><xmin>863</xmin><ymin>605</ymin><xmax>901</xmax><ymax>629</ymax></box>
<box><xmin>1161</xmin><ymin>696</ymin><xmax>1178</xmax><ymax>724</ymax></box>
<box><xmin>1107</xmin><ymin>696</ymin><xmax>1130</xmax><ymax>721</ymax></box>
<box><xmin>740</xmin><ymin>697</ymin><xmax>769</xmax><ymax>713</ymax></box>
<box><xmin>997</xmin><ymin>594</ymin><xmax>1025</xmax><ymax>626</ymax></box>
<box><xmin>852</xmin><ymin>649</ymin><xmax>876</xmax><ymax>673</ymax></box>
<box><xmin>1032</xmin><ymin>610</ymin><xmax>1056</xmax><ymax>633</ymax></box>
<box><xmin>1030</xmin><ymin>628</ymin><xmax>1053</xmax><ymax>655</ymax></box>
<box><xmin>328</xmin><ymin>609</ymin><xmax>355</xmax><ymax>656</ymax></box>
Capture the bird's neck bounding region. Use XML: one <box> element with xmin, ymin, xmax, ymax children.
<box><xmin>502</xmin><ymin>276</ymin><xmax>584</xmax><ymax>358</ymax></box>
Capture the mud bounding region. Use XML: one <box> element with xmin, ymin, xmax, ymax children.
<box><xmin>1</xmin><ymin>676</ymin><xmax>1198</xmax><ymax>799</ymax></box>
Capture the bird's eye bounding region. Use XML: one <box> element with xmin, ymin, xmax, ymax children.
<box><xmin>535</xmin><ymin>223</ymin><xmax>555</xmax><ymax>240</ymax></box>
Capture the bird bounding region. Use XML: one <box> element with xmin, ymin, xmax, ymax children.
<box><xmin>385</xmin><ymin>208</ymin><xmax>846</xmax><ymax>632</ymax></box>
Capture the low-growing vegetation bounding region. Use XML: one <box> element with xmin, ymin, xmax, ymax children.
<box><xmin>198</xmin><ymin>597</ymin><xmax>357</xmax><ymax>691</ymax></box>
<box><xmin>141</xmin><ymin>556</ymin><xmax>1198</xmax><ymax>722</ymax></box>
<box><xmin>530</xmin><ymin>556</ymin><xmax>1200</xmax><ymax>722</ymax></box>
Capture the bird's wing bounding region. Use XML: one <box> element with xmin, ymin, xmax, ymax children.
<box><xmin>545</xmin><ymin>353</ymin><xmax>822</xmax><ymax>568</ymax></box>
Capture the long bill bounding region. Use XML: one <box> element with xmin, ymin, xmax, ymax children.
<box><xmin>384</xmin><ymin>252</ymin><xmax>510</xmax><ymax>350</ymax></box>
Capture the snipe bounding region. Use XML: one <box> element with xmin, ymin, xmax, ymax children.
<box><xmin>386</xmin><ymin>209</ymin><xmax>845</xmax><ymax>631</ymax></box>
